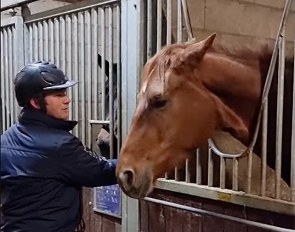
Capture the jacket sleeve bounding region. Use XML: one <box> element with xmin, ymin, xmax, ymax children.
<box><xmin>55</xmin><ymin>135</ymin><xmax>118</xmax><ymax>187</ymax></box>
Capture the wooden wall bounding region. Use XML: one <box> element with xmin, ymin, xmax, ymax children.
<box><xmin>82</xmin><ymin>188</ymin><xmax>121</xmax><ymax>232</ymax></box>
<box><xmin>140</xmin><ymin>189</ymin><xmax>295</xmax><ymax>232</ymax></box>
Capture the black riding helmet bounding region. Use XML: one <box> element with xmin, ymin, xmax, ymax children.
<box><xmin>14</xmin><ymin>61</ymin><xmax>77</xmax><ymax>109</ymax></box>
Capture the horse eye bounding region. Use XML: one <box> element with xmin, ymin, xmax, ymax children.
<box><xmin>151</xmin><ymin>98</ymin><xmax>167</xmax><ymax>109</ymax></box>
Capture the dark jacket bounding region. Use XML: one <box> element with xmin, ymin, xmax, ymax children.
<box><xmin>1</xmin><ymin>108</ymin><xmax>117</xmax><ymax>232</ymax></box>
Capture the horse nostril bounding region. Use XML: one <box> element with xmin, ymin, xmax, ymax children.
<box><xmin>119</xmin><ymin>169</ymin><xmax>135</xmax><ymax>191</ymax></box>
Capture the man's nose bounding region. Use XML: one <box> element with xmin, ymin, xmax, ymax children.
<box><xmin>65</xmin><ymin>96</ymin><xmax>71</xmax><ymax>104</ymax></box>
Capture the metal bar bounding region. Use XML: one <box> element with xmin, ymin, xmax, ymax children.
<box><xmin>166</xmin><ymin>0</ymin><xmax>172</xmax><ymax>45</ymax></box>
<box><xmin>185</xmin><ymin>158</ymin><xmax>191</xmax><ymax>183</ymax></box>
<box><xmin>8</xmin><ymin>26</ymin><xmax>14</xmax><ymax>124</ymax></box>
<box><xmin>28</xmin><ymin>24</ymin><xmax>33</xmax><ymax>63</ymax></box>
<box><xmin>65</xmin><ymin>14</ymin><xmax>72</xmax><ymax>120</ymax></box>
<box><xmin>291</xmin><ymin>40</ymin><xmax>295</xmax><ymax>202</ymax></box>
<box><xmin>275</xmin><ymin>34</ymin><xmax>285</xmax><ymax>199</ymax></box>
<box><xmin>196</xmin><ymin>149</ymin><xmax>201</xmax><ymax>184</ymax></box>
<box><xmin>60</xmin><ymin>16</ymin><xmax>66</xmax><ymax>70</ymax></box>
<box><xmin>85</xmin><ymin>9</ymin><xmax>92</xmax><ymax>148</ymax></box>
<box><xmin>54</xmin><ymin>18</ymin><xmax>60</xmax><ymax>66</ymax></box>
<box><xmin>78</xmin><ymin>11</ymin><xmax>85</xmax><ymax>144</ymax></box>
<box><xmin>220</xmin><ymin>157</ymin><xmax>225</xmax><ymax>189</ymax></box>
<box><xmin>38</xmin><ymin>21</ymin><xmax>43</xmax><ymax>60</ymax></box>
<box><xmin>177</xmin><ymin>0</ymin><xmax>182</xmax><ymax>43</ymax></box>
<box><xmin>247</xmin><ymin>152</ymin><xmax>253</xmax><ymax>193</ymax></box>
<box><xmin>261</xmin><ymin>98</ymin><xmax>268</xmax><ymax>196</ymax></box>
<box><xmin>156</xmin><ymin>0</ymin><xmax>162</xmax><ymax>51</ymax></box>
<box><xmin>24</xmin><ymin>0</ymin><xmax>119</xmax><ymax>23</ymax></box>
<box><xmin>232</xmin><ymin>158</ymin><xmax>238</xmax><ymax>191</ymax></box>
<box><xmin>33</xmin><ymin>22</ymin><xmax>38</xmax><ymax>61</ymax></box>
<box><xmin>108</xmin><ymin>6</ymin><xmax>114</xmax><ymax>158</ymax></box>
<box><xmin>180</xmin><ymin>0</ymin><xmax>193</xmax><ymax>40</ymax></box>
<box><xmin>100</xmin><ymin>7</ymin><xmax>106</xmax><ymax>119</ymax></box>
<box><xmin>208</xmin><ymin>148</ymin><xmax>213</xmax><ymax>187</ymax></box>
<box><xmin>72</xmin><ymin>13</ymin><xmax>79</xmax><ymax>135</ymax></box>
<box><xmin>4</xmin><ymin>28</ymin><xmax>9</xmax><ymax>129</ymax></box>
<box><xmin>116</xmin><ymin>4</ymin><xmax>121</xmax><ymax>155</ymax></box>
<box><xmin>49</xmin><ymin>19</ymin><xmax>54</xmax><ymax>63</ymax></box>
<box><xmin>43</xmin><ymin>20</ymin><xmax>49</xmax><ymax>61</ymax></box>
<box><xmin>91</xmin><ymin>8</ymin><xmax>98</xmax><ymax>120</ymax></box>
<box><xmin>146</xmin><ymin>0</ymin><xmax>152</xmax><ymax>59</ymax></box>
<box><xmin>1</xmin><ymin>29</ymin><xmax>6</xmax><ymax>132</ymax></box>
<box><xmin>144</xmin><ymin>197</ymin><xmax>294</xmax><ymax>232</ymax></box>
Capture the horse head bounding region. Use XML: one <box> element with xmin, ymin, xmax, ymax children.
<box><xmin>116</xmin><ymin>34</ymin><xmax>266</xmax><ymax>198</ymax></box>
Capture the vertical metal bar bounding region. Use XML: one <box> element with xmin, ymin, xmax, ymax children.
<box><xmin>261</xmin><ymin>98</ymin><xmax>268</xmax><ymax>196</ymax></box>
<box><xmin>291</xmin><ymin>40</ymin><xmax>295</xmax><ymax>202</ymax></box>
<box><xmin>8</xmin><ymin>26</ymin><xmax>14</xmax><ymax>124</ymax></box>
<box><xmin>166</xmin><ymin>0</ymin><xmax>172</xmax><ymax>45</ymax></box>
<box><xmin>208</xmin><ymin>148</ymin><xmax>213</xmax><ymax>187</ymax></box>
<box><xmin>29</xmin><ymin>24</ymin><xmax>33</xmax><ymax>62</ymax></box>
<box><xmin>66</xmin><ymin>14</ymin><xmax>73</xmax><ymax>120</ymax></box>
<box><xmin>23</xmin><ymin>22</ymin><xmax>29</xmax><ymax>65</ymax></box>
<box><xmin>85</xmin><ymin>10</ymin><xmax>92</xmax><ymax>148</ymax></box>
<box><xmin>49</xmin><ymin>19</ymin><xmax>54</xmax><ymax>63</ymax></box>
<box><xmin>177</xmin><ymin>0</ymin><xmax>182</xmax><ymax>43</ymax></box>
<box><xmin>92</xmin><ymin>8</ymin><xmax>98</xmax><ymax>119</ymax></box>
<box><xmin>156</xmin><ymin>0</ymin><xmax>162</xmax><ymax>51</ymax></box>
<box><xmin>60</xmin><ymin>16</ymin><xmax>66</xmax><ymax>71</ymax></box>
<box><xmin>33</xmin><ymin>22</ymin><xmax>38</xmax><ymax>61</ymax></box>
<box><xmin>79</xmin><ymin>11</ymin><xmax>85</xmax><ymax>144</ymax></box>
<box><xmin>185</xmin><ymin>158</ymin><xmax>191</xmax><ymax>183</ymax></box>
<box><xmin>4</xmin><ymin>28</ymin><xmax>9</xmax><ymax>129</ymax></box>
<box><xmin>196</xmin><ymin>149</ymin><xmax>201</xmax><ymax>184</ymax></box>
<box><xmin>100</xmin><ymin>7</ymin><xmax>106</xmax><ymax>119</ymax></box>
<box><xmin>275</xmin><ymin>34</ymin><xmax>285</xmax><ymax>199</ymax></box>
<box><xmin>108</xmin><ymin>6</ymin><xmax>114</xmax><ymax>158</ymax></box>
<box><xmin>146</xmin><ymin>0</ymin><xmax>152</xmax><ymax>59</ymax></box>
<box><xmin>38</xmin><ymin>21</ymin><xmax>43</xmax><ymax>60</ymax></box>
<box><xmin>247</xmin><ymin>152</ymin><xmax>253</xmax><ymax>193</ymax></box>
<box><xmin>72</xmin><ymin>13</ymin><xmax>79</xmax><ymax>135</ymax></box>
<box><xmin>116</xmin><ymin>4</ymin><xmax>121</xmax><ymax>154</ymax></box>
<box><xmin>43</xmin><ymin>20</ymin><xmax>49</xmax><ymax>61</ymax></box>
<box><xmin>220</xmin><ymin>157</ymin><xmax>225</xmax><ymax>189</ymax></box>
<box><xmin>232</xmin><ymin>158</ymin><xmax>238</xmax><ymax>191</ymax></box>
<box><xmin>54</xmin><ymin>18</ymin><xmax>60</xmax><ymax>67</ymax></box>
<box><xmin>1</xmin><ymin>30</ymin><xmax>6</xmax><ymax>132</ymax></box>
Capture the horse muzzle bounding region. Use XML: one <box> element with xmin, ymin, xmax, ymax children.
<box><xmin>116</xmin><ymin>165</ymin><xmax>154</xmax><ymax>199</ymax></box>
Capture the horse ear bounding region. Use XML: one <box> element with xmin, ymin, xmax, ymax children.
<box><xmin>183</xmin><ymin>33</ymin><xmax>216</xmax><ymax>62</ymax></box>
<box><xmin>212</xmin><ymin>95</ymin><xmax>249</xmax><ymax>143</ymax></box>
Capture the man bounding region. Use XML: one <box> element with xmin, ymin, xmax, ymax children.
<box><xmin>1</xmin><ymin>61</ymin><xmax>117</xmax><ymax>232</ymax></box>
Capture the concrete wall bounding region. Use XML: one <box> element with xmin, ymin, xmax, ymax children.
<box><xmin>185</xmin><ymin>0</ymin><xmax>295</xmax><ymax>54</ymax></box>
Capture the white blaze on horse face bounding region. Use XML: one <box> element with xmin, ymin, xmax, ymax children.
<box><xmin>141</xmin><ymin>80</ymin><xmax>148</xmax><ymax>94</ymax></box>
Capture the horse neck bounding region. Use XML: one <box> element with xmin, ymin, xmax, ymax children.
<box><xmin>197</xmin><ymin>53</ymin><xmax>264</xmax><ymax>129</ymax></box>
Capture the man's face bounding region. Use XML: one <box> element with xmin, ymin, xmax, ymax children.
<box><xmin>44</xmin><ymin>90</ymin><xmax>70</xmax><ymax>120</ymax></box>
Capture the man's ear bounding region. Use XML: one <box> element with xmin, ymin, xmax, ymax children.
<box><xmin>29</xmin><ymin>98</ymin><xmax>41</xmax><ymax>109</ymax></box>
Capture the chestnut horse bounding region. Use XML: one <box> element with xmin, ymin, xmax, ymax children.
<box><xmin>116</xmin><ymin>34</ymin><xmax>293</xmax><ymax>199</ymax></box>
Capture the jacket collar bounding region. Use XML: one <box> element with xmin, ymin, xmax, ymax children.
<box><xmin>18</xmin><ymin>108</ymin><xmax>78</xmax><ymax>131</ymax></box>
